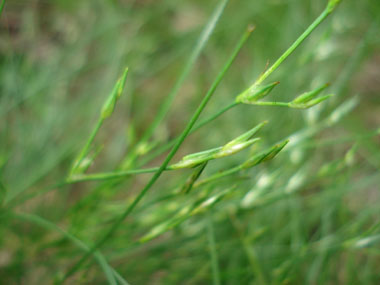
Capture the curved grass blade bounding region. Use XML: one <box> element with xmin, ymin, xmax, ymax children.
<box><xmin>12</xmin><ymin>212</ymin><xmax>129</xmax><ymax>285</ymax></box>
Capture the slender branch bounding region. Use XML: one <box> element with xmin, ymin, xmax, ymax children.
<box><xmin>251</xmin><ymin>101</ymin><xmax>290</xmax><ymax>107</ymax></box>
<box><xmin>67</xmin><ymin>167</ymin><xmax>161</xmax><ymax>183</ymax></box>
<box><xmin>70</xmin><ymin>118</ymin><xmax>104</xmax><ymax>175</ymax></box>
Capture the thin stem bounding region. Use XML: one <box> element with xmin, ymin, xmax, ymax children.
<box><xmin>253</xmin><ymin>6</ymin><xmax>332</xmax><ymax>87</ymax></box>
<box><xmin>61</xmin><ymin>3</ymin><xmax>254</xmax><ymax>280</ymax></box>
<box><xmin>195</xmin><ymin>165</ymin><xmax>241</xmax><ymax>188</ymax></box>
<box><xmin>333</xmin><ymin>20</ymin><xmax>377</xmax><ymax>97</ymax></box>
<box><xmin>67</xmin><ymin>167</ymin><xmax>161</xmax><ymax>183</ymax></box>
<box><xmin>194</xmin><ymin>102</ymin><xmax>239</xmax><ymax>133</ymax></box>
<box><xmin>252</xmin><ymin>101</ymin><xmax>290</xmax><ymax>107</ymax></box>
<box><xmin>229</xmin><ymin>211</ymin><xmax>268</xmax><ymax>285</ymax></box>
<box><xmin>70</xmin><ymin>118</ymin><xmax>104</xmax><ymax>175</ymax></box>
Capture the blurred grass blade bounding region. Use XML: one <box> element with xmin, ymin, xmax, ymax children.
<box><xmin>12</xmin><ymin>212</ymin><xmax>128</xmax><ymax>285</ymax></box>
<box><xmin>180</xmin><ymin>162</ymin><xmax>208</xmax><ymax>194</ymax></box>
<box><xmin>0</xmin><ymin>179</ymin><xmax>7</xmax><ymax>206</ymax></box>
<box><xmin>241</xmin><ymin>140</ymin><xmax>289</xmax><ymax>169</ymax></box>
<box><xmin>140</xmin><ymin>187</ymin><xmax>233</xmax><ymax>242</ymax></box>
<box><xmin>327</xmin><ymin>96</ymin><xmax>359</xmax><ymax>125</ymax></box>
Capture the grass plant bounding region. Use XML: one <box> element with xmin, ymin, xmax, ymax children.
<box><xmin>1</xmin><ymin>0</ymin><xmax>380</xmax><ymax>283</ymax></box>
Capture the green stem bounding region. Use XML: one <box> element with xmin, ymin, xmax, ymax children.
<box><xmin>195</xmin><ymin>165</ymin><xmax>242</xmax><ymax>187</ymax></box>
<box><xmin>61</xmin><ymin>3</ymin><xmax>254</xmax><ymax>281</ymax></box>
<box><xmin>70</xmin><ymin>118</ymin><xmax>104</xmax><ymax>176</ymax></box>
<box><xmin>253</xmin><ymin>6</ymin><xmax>332</xmax><ymax>87</ymax></box>
<box><xmin>68</xmin><ymin>167</ymin><xmax>161</xmax><ymax>183</ymax></box>
<box><xmin>252</xmin><ymin>101</ymin><xmax>290</xmax><ymax>107</ymax></box>
<box><xmin>229</xmin><ymin>212</ymin><xmax>268</xmax><ymax>285</ymax></box>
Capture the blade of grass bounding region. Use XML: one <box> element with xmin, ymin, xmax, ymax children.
<box><xmin>61</xmin><ymin>1</ymin><xmax>258</xmax><ymax>280</ymax></box>
<box><xmin>252</xmin><ymin>0</ymin><xmax>341</xmax><ymax>87</ymax></box>
<box><xmin>229</xmin><ymin>210</ymin><xmax>268</xmax><ymax>284</ymax></box>
<box><xmin>11</xmin><ymin>212</ymin><xmax>129</xmax><ymax>285</ymax></box>
<box><xmin>67</xmin><ymin>167</ymin><xmax>160</xmax><ymax>183</ymax></box>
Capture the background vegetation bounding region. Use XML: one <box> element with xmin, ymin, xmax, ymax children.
<box><xmin>1</xmin><ymin>0</ymin><xmax>380</xmax><ymax>284</ymax></box>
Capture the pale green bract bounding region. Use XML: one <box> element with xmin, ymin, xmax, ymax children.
<box><xmin>169</xmin><ymin>122</ymin><xmax>266</xmax><ymax>169</ymax></box>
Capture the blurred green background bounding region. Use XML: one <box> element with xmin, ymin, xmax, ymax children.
<box><xmin>1</xmin><ymin>0</ymin><xmax>380</xmax><ymax>284</ymax></box>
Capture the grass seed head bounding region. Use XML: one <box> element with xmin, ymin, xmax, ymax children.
<box><xmin>216</xmin><ymin>138</ymin><xmax>261</xmax><ymax>158</ymax></box>
<box><xmin>101</xmin><ymin>67</ymin><xmax>129</xmax><ymax>119</ymax></box>
<box><xmin>242</xmin><ymin>139</ymin><xmax>289</xmax><ymax>169</ymax></box>
<box><xmin>235</xmin><ymin>82</ymin><xmax>280</xmax><ymax>104</ymax></box>
<box><xmin>289</xmin><ymin>84</ymin><xmax>333</xmax><ymax>109</ymax></box>
<box><xmin>327</xmin><ymin>0</ymin><xmax>342</xmax><ymax>13</ymax></box>
<box><xmin>223</xmin><ymin>121</ymin><xmax>267</xmax><ymax>149</ymax></box>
